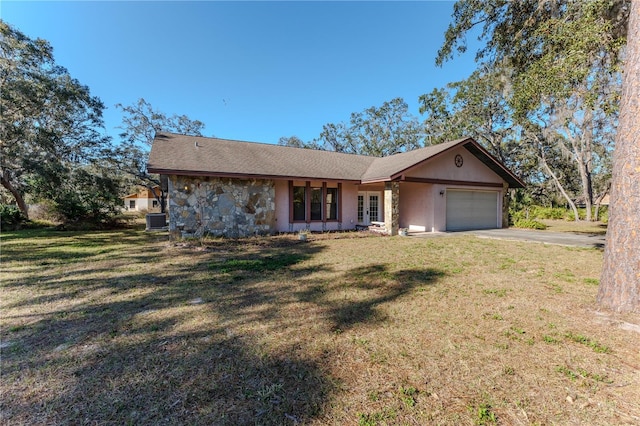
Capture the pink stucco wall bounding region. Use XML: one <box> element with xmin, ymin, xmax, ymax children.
<box><xmin>397</xmin><ymin>182</ymin><xmax>503</xmax><ymax>233</ymax></box>
<box><xmin>432</xmin><ymin>183</ymin><xmax>447</xmax><ymax>232</ymax></box>
<box><xmin>274</xmin><ymin>180</ymin><xmax>290</xmax><ymax>232</ymax></box>
<box><xmin>274</xmin><ymin>179</ymin><xmax>359</xmax><ymax>233</ymax></box>
<box><xmin>272</xmin><ymin>147</ymin><xmax>506</xmax><ymax>233</ymax></box>
<box><xmin>402</xmin><ymin>147</ymin><xmax>504</xmax><ymax>232</ymax></box>
<box><xmin>405</xmin><ymin>146</ymin><xmax>503</xmax><ymax>183</ymax></box>
<box><xmin>398</xmin><ymin>182</ymin><xmax>433</xmax><ymax>232</ymax></box>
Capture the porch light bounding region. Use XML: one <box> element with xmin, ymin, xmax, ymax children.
<box><xmin>440</xmin><ymin>190</ymin><xmax>445</xmax><ymax>196</ymax></box>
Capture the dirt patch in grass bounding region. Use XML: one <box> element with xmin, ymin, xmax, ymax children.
<box><xmin>1</xmin><ymin>229</ymin><xmax>639</xmax><ymax>425</ymax></box>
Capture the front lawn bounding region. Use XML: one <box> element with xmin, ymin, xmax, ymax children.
<box><xmin>1</xmin><ymin>229</ymin><xmax>638</xmax><ymax>425</ymax></box>
<box><xmin>540</xmin><ymin>219</ymin><xmax>609</xmax><ymax>235</ymax></box>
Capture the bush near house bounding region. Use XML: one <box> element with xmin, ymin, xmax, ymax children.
<box><xmin>513</xmin><ymin>218</ymin><xmax>547</xmax><ymax>230</ymax></box>
<box><xmin>0</xmin><ymin>204</ymin><xmax>26</xmax><ymax>231</ymax></box>
<box><xmin>511</xmin><ymin>205</ymin><xmax>608</xmax><ymax>223</ymax></box>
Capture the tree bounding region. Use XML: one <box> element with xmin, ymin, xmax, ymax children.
<box><xmin>419</xmin><ymin>68</ymin><xmax>526</xmax><ymax>167</ymax></box>
<box><xmin>436</xmin><ymin>1</ymin><xmax>627</xmax><ymax>221</ymax></box>
<box><xmin>277</xmin><ymin>136</ymin><xmax>322</xmax><ymax>150</ymax></box>
<box><xmin>521</xmin><ymin>118</ymin><xmax>583</xmax><ymax>219</ymax></box>
<box><xmin>278</xmin><ymin>136</ymin><xmax>306</xmax><ymax>148</ymax></box>
<box><xmin>0</xmin><ymin>20</ymin><xmax>115</xmax><ymax>220</ymax></box>
<box><xmin>30</xmin><ymin>161</ymin><xmax>124</xmax><ymax>226</ymax></box>
<box><xmin>114</xmin><ymin>98</ymin><xmax>205</xmax><ymax>212</ymax></box>
<box><xmin>316</xmin><ymin>98</ymin><xmax>425</xmax><ymax>157</ymax></box>
<box><xmin>598</xmin><ymin>1</ymin><xmax>640</xmax><ymax>312</ymax></box>
<box><xmin>419</xmin><ymin>68</ymin><xmax>578</xmax><ymax>213</ymax></box>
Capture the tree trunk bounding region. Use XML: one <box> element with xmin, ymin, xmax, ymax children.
<box><xmin>578</xmin><ymin>161</ymin><xmax>593</xmax><ymax>221</ymax></box>
<box><xmin>598</xmin><ymin>2</ymin><xmax>640</xmax><ymax>313</ymax></box>
<box><xmin>594</xmin><ymin>182</ymin><xmax>610</xmax><ymax>222</ymax></box>
<box><xmin>539</xmin><ymin>153</ymin><xmax>580</xmax><ymax>221</ymax></box>
<box><xmin>0</xmin><ymin>173</ymin><xmax>29</xmax><ymax>219</ymax></box>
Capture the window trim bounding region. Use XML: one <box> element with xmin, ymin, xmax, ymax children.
<box><xmin>289</xmin><ymin>180</ymin><xmax>341</xmax><ymax>223</ymax></box>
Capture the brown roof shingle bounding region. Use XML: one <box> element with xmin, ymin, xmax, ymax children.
<box><xmin>147</xmin><ymin>132</ymin><xmax>524</xmax><ymax>188</ymax></box>
<box><xmin>147</xmin><ymin>133</ymin><xmax>374</xmax><ymax>181</ymax></box>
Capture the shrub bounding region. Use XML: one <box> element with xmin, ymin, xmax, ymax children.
<box><xmin>510</xmin><ymin>204</ymin><xmax>611</xmax><ymax>222</ymax></box>
<box><xmin>509</xmin><ymin>209</ymin><xmax>526</xmax><ymax>223</ymax></box>
<box><xmin>31</xmin><ymin>167</ymin><xmax>125</xmax><ymax>230</ymax></box>
<box><xmin>531</xmin><ymin>206</ymin><xmax>567</xmax><ymax>220</ymax></box>
<box><xmin>513</xmin><ymin>219</ymin><xmax>547</xmax><ymax>230</ymax></box>
<box><xmin>0</xmin><ymin>204</ymin><xmax>26</xmax><ymax>231</ymax></box>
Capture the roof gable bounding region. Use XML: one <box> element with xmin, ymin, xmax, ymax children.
<box><xmin>360</xmin><ymin>138</ymin><xmax>470</xmax><ymax>182</ymax></box>
<box><xmin>362</xmin><ymin>138</ymin><xmax>524</xmax><ymax>188</ymax></box>
<box><xmin>147</xmin><ymin>132</ymin><xmax>524</xmax><ymax>188</ymax></box>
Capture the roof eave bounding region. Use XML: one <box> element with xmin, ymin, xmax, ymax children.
<box><xmin>146</xmin><ymin>168</ymin><xmax>362</xmax><ymax>183</ymax></box>
<box><xmin>360</xmin><ymin>177</ymin><xmax>400</xmax><ymax>184</ymax></box>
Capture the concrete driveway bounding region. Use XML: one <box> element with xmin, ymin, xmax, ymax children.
<box><xmin>410</xmin><ymin>228</ymin><xmax>606</xmax><ymax>249</ymax></box>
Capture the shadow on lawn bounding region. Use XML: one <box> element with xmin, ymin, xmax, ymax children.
<box><xmin>2</xmin><ymin>232</ymin><xmax>445</xmax><ymax>425</ymax></box>
<box><xmin>1</xmin><ymin>228</ymin><xmax>165</xmax><ymax>271</ymax></box>
<box><xmin>297</xmin><ymin>264</ymin><xmax>444</xmax><ymax>331</ymax></box>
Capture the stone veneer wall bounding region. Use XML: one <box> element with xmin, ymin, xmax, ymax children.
<box><xmin>384</xmin><ymin>181</ymin><xmax>400</xmax><ymax>236</ymax></box>
<box><xmin>168</xmin><ymin>175</ymin><xmax>276</xmax><ymax>239</ymax></box>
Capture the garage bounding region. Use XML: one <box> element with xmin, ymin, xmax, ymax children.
<box><xmin>446</xmin><ymin>189</ymin><xmax>499</xmax><ymax>231</ymax></box>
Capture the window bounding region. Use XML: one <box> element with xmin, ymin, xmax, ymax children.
<box><xmin>293</xmin><ymin>186</ymin><xmax>306</xmax><ymax>221</ymax></box>
<box><xmin>326</xmin><ymin>188</ymin><xmax>338</xmax><ymax>220</ymax></box>
<box><xmin>290</xmin><ymin>182</ymin><xmax>340</xmax><ymax>222</ymax></box>
<box><xmin>310</xmin><ymin>187</ymin><xmax>322</xmax><ymax>221</ymax></box>
<box><xmin>369</xmin><ymin>195</ymin><xmax>379</xmax><ymax>222</ymax></box>
<box><xmin>129</xmin><ymin>200</ymin><xmax>136</xmax><ymax>209</ymax></box>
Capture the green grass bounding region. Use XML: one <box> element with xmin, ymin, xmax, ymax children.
<box><xmin>1</xmin><ymin>228</ymin><xmax>638</xmax><ymax>425</ymax></box>
<box><xmin>564</xmin><ymin>331</ymin><xmax>612</xmax><ymax>353</ymax></box>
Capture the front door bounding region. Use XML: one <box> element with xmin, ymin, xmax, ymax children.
<box><xmin>358</xmin><ymin>192</ymin><xmax>381</xmax><ymax>225</ymax></box>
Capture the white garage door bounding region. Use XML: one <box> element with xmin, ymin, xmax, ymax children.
<box><xmin>446</xmin><ymin>190</ymin><xmax>499</xmax><ymax>231</ymax></box>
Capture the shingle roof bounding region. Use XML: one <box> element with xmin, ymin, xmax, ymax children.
<box><xmin>147</xmin><ymin>132</ymin><xmax>524</xmax><ymax>188</ymax></box>
<box><xmin>147</xmin><ymin>133</ymin><xmax>374</xmax><ymax>181</ymax></box>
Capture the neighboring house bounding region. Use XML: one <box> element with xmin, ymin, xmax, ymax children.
<box><xmin>147</xmin><ymin>132</ymin><xmax>525</xmax><ymax>238</ymax></box>
<box><xmin>123</xmin><ymin>186</ymin><xmax>162</xmax><ymax>212</ymax></box>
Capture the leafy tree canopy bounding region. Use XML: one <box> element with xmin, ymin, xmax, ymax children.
<box><xmin>113</xmin><ymin>98</ymin><xmax>205</xmax><ymax>212</ymax></box>
<box><xmin>315</xmin><ymin>97</ymin><xmax>425</xmax><ymax>157</ymax></box>
<box><xmin>0</xmin><ymin>20</ymin><xmax>120</xmax><ymax>223</ymax></box>
<box><xmin>428</xmin><ymin>1</ymin><xmax>627</xmax><ymax>220</ymax></box>
<box><xmin>436</xmin><ymin>0</ymin><xmax>629</xmax><ymax>117</ymax></box>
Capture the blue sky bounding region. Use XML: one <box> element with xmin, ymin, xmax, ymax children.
<box><xmin>2</xmin><ymin>1</ymin><xmax>480</xmax><ymax>145</ymax></box>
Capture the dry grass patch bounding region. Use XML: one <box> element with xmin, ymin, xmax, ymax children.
<box><xmin>1</xmin><ymin>229</ymin><xmax>639</xmax><ymax>425</ymax></box>
<box><xmin>540</xmin><ymin>219</ymin><xmax>608</xmax><ymax>235</ymax></box>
